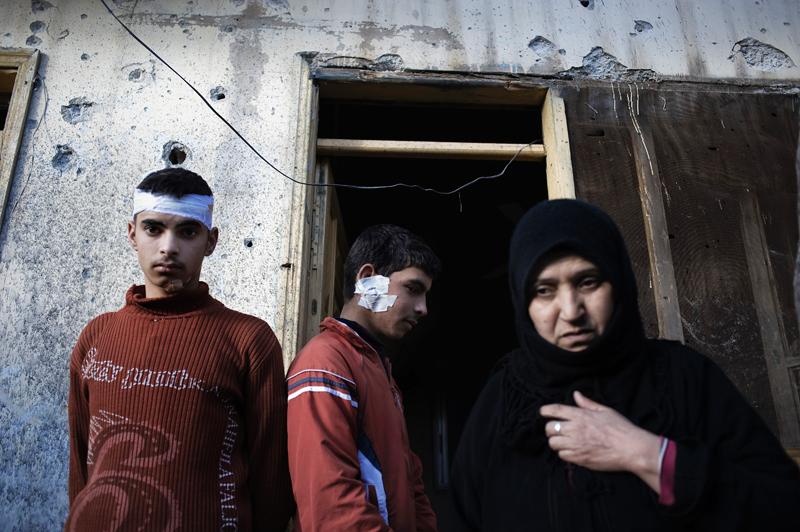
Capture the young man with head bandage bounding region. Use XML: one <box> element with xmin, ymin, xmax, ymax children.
<box><xmin>65</xmin><ymin>168</ymin><xmax>293</xmax><ymax>531</ymax></box>
<box><xmin>287</xmin><ymin>224</ymin><xmax>441</xmax><ymax>532</ymax></box>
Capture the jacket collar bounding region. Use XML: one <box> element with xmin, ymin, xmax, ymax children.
<box><xmin>320</xmin><ymin>317</ymin><xmax>383</xmax><ymax>360</ymax></box>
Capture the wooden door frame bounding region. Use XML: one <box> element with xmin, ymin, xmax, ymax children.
<box><xmin>277</xmin><ymin>56</ymin><xmax>575</xmax><ymax>364</ymax></box>
<box><xmin>0</xmin><ymin>48</ymin><xmax>39</xmax><ymax>232</ymax></box>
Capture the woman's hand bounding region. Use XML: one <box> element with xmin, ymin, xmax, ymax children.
<box><xmin>540</xmin><ymin>390</ymin><xmax>663</xmax><ymax>494</ymax></box>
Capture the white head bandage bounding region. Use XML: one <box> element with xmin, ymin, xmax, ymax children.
<box><xmin>355</xmin><ymin>275</ymin><xmax>397</xmax><ymax>313</ymax></box>
<box><xmin>132</xmin><ymin>189</ymin><xmax>214</xmax><ymax>229</ymax></box>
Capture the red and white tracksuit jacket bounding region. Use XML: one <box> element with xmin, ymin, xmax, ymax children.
<box><xmin>287</xmin><ymin>317</ymin><xmax>438</xmax><ymax>532</ymax></box>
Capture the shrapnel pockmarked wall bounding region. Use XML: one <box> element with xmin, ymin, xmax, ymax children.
<box><xmin>0</xmin><ymin>0</ymin><xmax>798</xmax><ymax>529</ymax></box>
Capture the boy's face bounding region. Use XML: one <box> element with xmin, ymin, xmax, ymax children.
<box><xmin>127</xmin><ymin>211</ymin><xmax>218</xmax><ymax>298</ymax></box>
<box><xmin>360</xmin><ymin>266</ymin><xmax>433</xmax><ymax>342</ymax></box>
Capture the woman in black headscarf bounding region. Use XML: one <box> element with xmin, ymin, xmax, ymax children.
<box><xmin>449</xmin><ymin>199</ymin><xmax>800</xmax><ymax>531</ymax></box>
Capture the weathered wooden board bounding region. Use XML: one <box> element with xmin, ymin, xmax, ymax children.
<box><xmin>565</xmin><ymin>86</ymin><xmax>660</xmax><ymax>338</ymax></box>
<box><xmin>566</xmin><ymin>84</ymin><xmax>799</xmax><ymax>442</ymax></box>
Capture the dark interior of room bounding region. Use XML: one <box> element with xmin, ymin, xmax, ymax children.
<box><xmin>318</xmin><ymin>95</ymin><xmax>548</xmax><ymax>525</ymax></box>
<box><xmin>0</xmin><ymin>92</ymin><xmax>11</xmax><ymax>130</ymax></box>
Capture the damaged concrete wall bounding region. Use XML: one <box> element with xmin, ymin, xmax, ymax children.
<box><xmin>0</xmin><ymin>0</ymin><xmax>798</xmax><ymax>528</ymax></box>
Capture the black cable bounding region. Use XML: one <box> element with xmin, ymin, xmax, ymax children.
<box><xmin>99</xmin><ymin>0</ymin><xmax>536</xmax><ymax>195</ymax></box>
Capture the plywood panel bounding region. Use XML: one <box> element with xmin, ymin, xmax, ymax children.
<box><xmin>646</xmin><ymin>89</ymin><xmax>800</xmax><ymax>440</ymax></box>
<box><xmin>565</xmin><ymin>86</ymin><xmax>659</xmax><ymax>338</ymax></box>
<box><xmin>566</xmin><ymin>85</ymin><xmax>799</xmax><ymax>444</ymax></box>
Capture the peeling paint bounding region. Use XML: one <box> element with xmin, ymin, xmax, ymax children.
<box><xmin>128</xmin><ymin>13</ymin><xmax>302</xmax><ymax>31</ymax></box>
<box><xmin>60</xmin><ymin>97</ymin><xmax>94</xmax><ymax>124</ymax></box>
<box><xmin>311</xmin><ymin>53</ymin><xmax>405</xmax><ymax>72</ymax></box>
<box><xmin>559</xmin><ymin>46</ymin><xmax>658</xmax><ymax>81</ymax></box>
<box><xmin>372</xmin><ymin>53</ymin><xmax>404</xmax><ymax>71</ymax></box>
<box><xmin>729</xmin><ymin>38</ymin><xmax>796</xmax><ymax>71</ymax></box>
<box><xmin>346</xmin><ymin>22</ymin><xmax>463</xmax><ymax>53</ymax></box>
<box><xmin>264</xmin><ymin>0</ymin><xmax>290</xmax><ymax>12</ymax></box>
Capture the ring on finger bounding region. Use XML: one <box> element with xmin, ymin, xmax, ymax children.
<box><xmin>554</xmin><ymin>421</ymin><xmax>562</xmax><ymax>434</ymax></box>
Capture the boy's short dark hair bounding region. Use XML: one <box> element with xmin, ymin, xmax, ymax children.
<box><xmin>342</xmin><ymin>224</ymin><xmax>442</xmax><ymax>300</ymax></box>
<box><xmin>137</xmin><ymin>168</ymin><xmax>213</xmax><ymax>197</ymax></box>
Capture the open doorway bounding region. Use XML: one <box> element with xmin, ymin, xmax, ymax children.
<box><xmin>309</xmin><ymin>88</ymin><xmax>551</xmax><ymax>526</ymax></box>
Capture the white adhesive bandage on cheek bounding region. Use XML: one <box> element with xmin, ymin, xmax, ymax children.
<box><xmin>355</xmin><ymin>275</ymin><xmax>397</xmax><ymax>313</ymax></box>
<box><xmin>132</xmin><ymin>189</ymin><xmax>214</xmax><ymax>229</ymax></box>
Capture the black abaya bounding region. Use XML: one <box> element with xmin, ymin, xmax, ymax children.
<box><xmin>449</xmin><ymin>200</ymin><xmax>800</xmax><ymax>531</ymax></box>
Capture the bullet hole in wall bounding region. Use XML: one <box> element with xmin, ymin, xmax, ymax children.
<box><xmin>244</xmin><ymin>239</ymin><xmax>254</xmax><ymax>248</ymax></box>
<box><xmin>26</xmin><ymin>35</ymin><xmax>42</xmax><ymax>46</ymax></box>
<box><xmin>61</xmin><ymin>97</ymin><xmax>94</xmax><ymax>124</ymax></box>
<box><xmin>29</xmin><ymin>21</ymin><xmax>46</xmax><ymax>33</ymax></box>
<box><xmin>81</xmin><ymin>53</ymin><xmax>89</xmax><ymax>60</ymax></box>
<box><xmin>579</xmin><ymin>0</ymin><xmax>594</xmax><ymax>8</ymax></box>
<box><xmin>729</xmin><ymin>37</ymin><xmax>796</xmax><ymax>71</ymax></box>
<box><xmin>210</xmin><ymin>86</ymin><xmax>226</xmax><ymax>100</ymax></box>
<box><xmin>162</xmin><ymin>141</ymin><xmax>190</xmax><ymax>166</ymax></box>
<box><xmin>31</xmin><ymin>0</ymin><xmax>54</xmax><ymax>13</ymax></box>
<box><xmin>81</xmin><ymin>13</ymin><xmax>87</xmax><ymax>19</ymax></box>
<box><xmin>528</xmin><ymin>36</ymin><xmax>558</xmax><ymax>57</ymax></box>
<box><xmin>128</xmin><ymin>68</ymin><xmax>145</xmax><ymax>81</ymax></box>
<box><xmin>169</xmin><ymin>147</ymin><xmax>187</xmax><ymax>165</ymax></box>
<box><xmin>52</xmin><ymin>144</ymin><xmax>74</xmax><ymax>169</ymax></box>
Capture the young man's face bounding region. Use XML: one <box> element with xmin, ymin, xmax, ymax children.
<box><xmin>127</xmin><ymin>210</ymin><xmax>218</xmax><ymax>298</ymax></box>
<box><xmin>361</xmin><ymin>266</ymin><xmax>433</xmax><ymax>342</ymax></box>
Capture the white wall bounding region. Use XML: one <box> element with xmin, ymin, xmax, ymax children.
<box><xmin>0</xmin><ymin>0</ymin><xmax>797</xmax><ymax>528</ymax></box>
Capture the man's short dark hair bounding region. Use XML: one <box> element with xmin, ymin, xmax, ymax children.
<box><xmin>343</xmin><ymin>224</ymin><xmax>442</xmax><ymax>300</ymax></box>
<box><xmin>136</xmin><ymin>168</ymin><xmax>213</xmax><ymax>197</ymax></box>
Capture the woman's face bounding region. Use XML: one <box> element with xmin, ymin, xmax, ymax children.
<box><xmin>527</xmin><ymin>254</ymin><xmax>614</xmax><ymax>352</ymax></box>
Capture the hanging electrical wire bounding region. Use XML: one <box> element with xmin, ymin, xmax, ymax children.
<box><xmin>99</xmin><ymin>0</ymin><xmax>537</xmax><ymax>195</ymax></box>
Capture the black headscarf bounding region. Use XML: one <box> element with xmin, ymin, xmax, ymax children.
<box><xmin>502</xmin><ymin>199</ymin><xmax>671</xmax><ymax>451</ymax></box>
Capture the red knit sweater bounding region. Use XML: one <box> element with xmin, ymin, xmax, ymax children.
<box><xmin>66</xmin><ymin>283</ymin><xmax>293</xmax><ymax>531</ymax></box>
